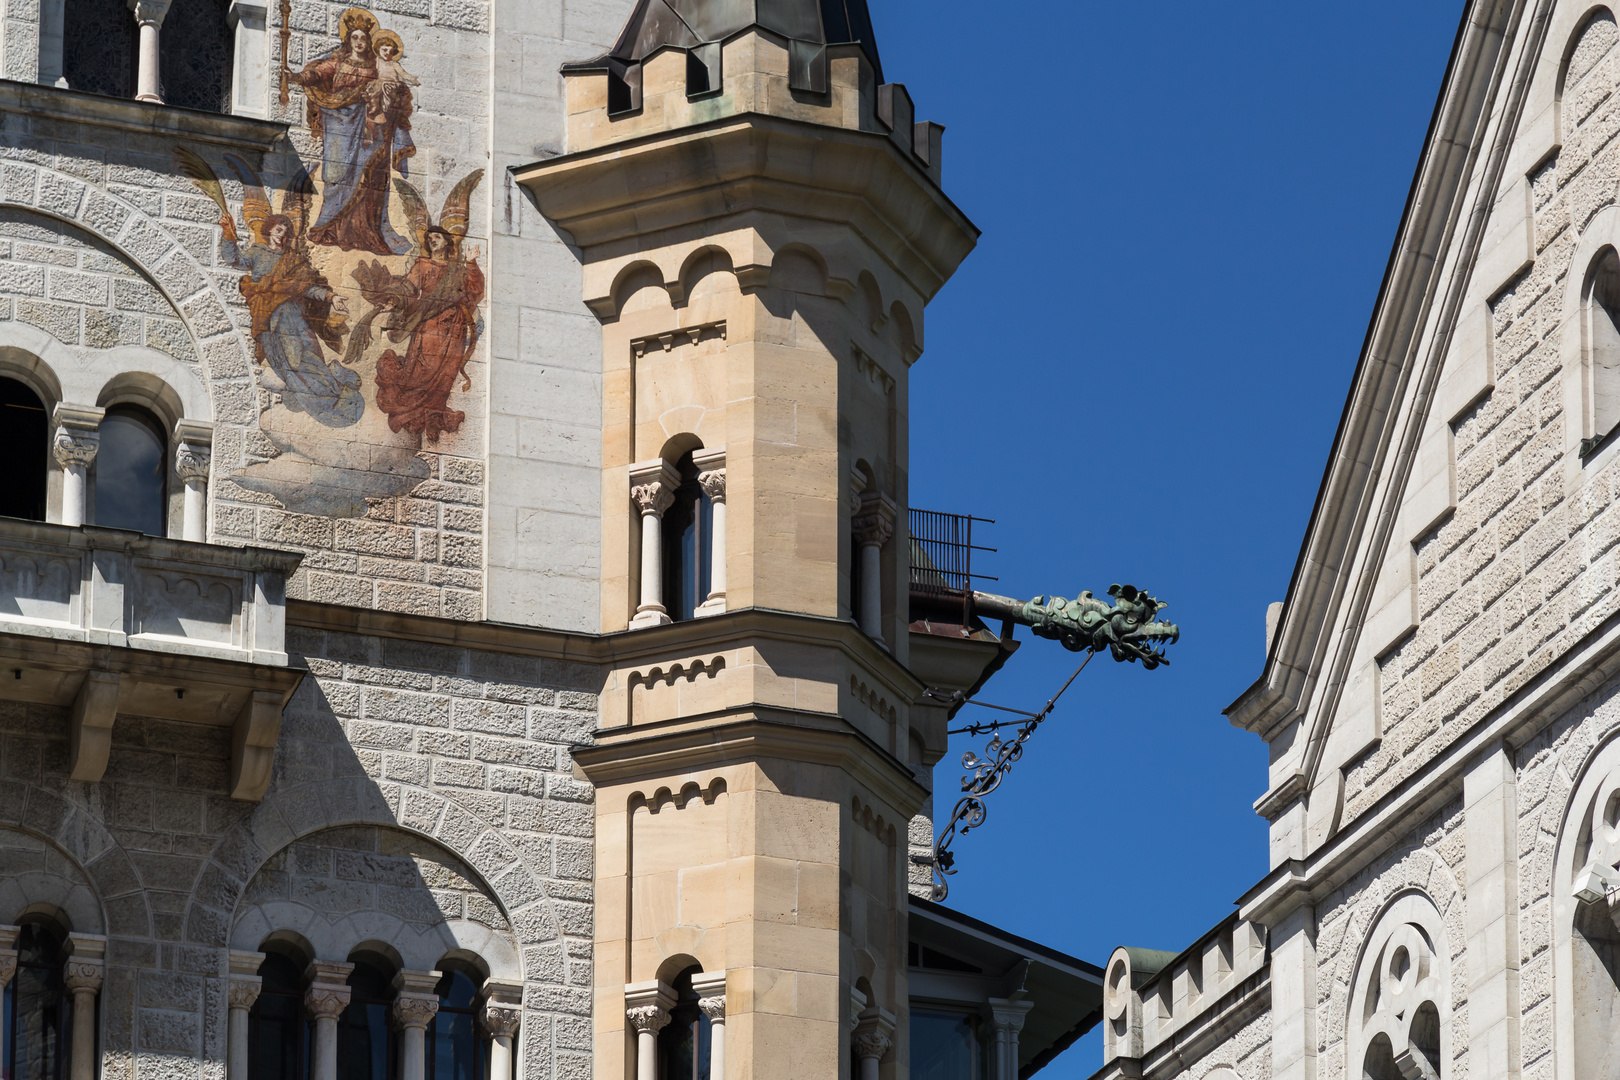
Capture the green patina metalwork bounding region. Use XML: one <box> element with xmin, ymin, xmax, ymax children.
<box><xmin>972</xmin><ymin>584</ymin><xmax>1179</xmax><ymax>668</ymax></box>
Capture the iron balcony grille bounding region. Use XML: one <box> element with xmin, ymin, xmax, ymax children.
<box><xmin>909</xmin><ymin>508</ymin><xmax>996</xmax><ymax>599</ymax></box>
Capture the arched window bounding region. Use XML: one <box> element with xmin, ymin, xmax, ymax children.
<box><xmin>94</xmin><ymin>406</ymin><xmax>167</xmax><ymax>536</ymax></box>
<box><xmin>1586</xmin><ymin>248</ymin><xmax>1620</xmax><ymax>454</ymax></box>
<box><xmin>5</xmin><ymin>921</ymin><xmax>69</xmax><ymax>1080</ymax></box>
<box><xmin>656</xmin><ymin>966</ymin><xmax>710</xmax><ymax>1080</ymax></box>
<box><xmin>159</xmin><ymin>0</ymin><xmax>233</xmax><ymax>111</ymax></box>
<box><xmin>338</xmin><ymin>958</ymin><xmax>396</xmax><ymax>1080</ymax></box>
<box><xmin>61</xmin><ymin>0</ymin><xmax>134</xmax><ymax>98</ymax></box>
<box><xmin>661</xmin><ymin>453</ymin><xmax>711</xmax><ymax>622</ymax></box>
<box><xmin>249</xmin><ymin>952</ymin><xmax>309</xmax><ymax>1080</ymax></box>
<box><xmin>426</xmin><ymin>968</ymin><xmax>481</xmax><ymax>1080</ymax></box>
<box><xmin>0</xmin><ymin>378</ymin><xmax>48</xmax><ymax>521</ymax></box>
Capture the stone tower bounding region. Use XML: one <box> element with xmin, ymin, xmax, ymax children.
<box><xmin>515</xmin><ymin>2</ymin><xmax>977</xmax><ymax>1076</ymax></box>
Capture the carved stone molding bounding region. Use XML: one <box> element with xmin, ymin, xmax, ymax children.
<box><xmin>630</xmin><ymin>320</ymin><xmax>727</xmax><ymax>358</ymax></box>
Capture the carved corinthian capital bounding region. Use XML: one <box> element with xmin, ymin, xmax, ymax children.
<box><xmin>53</xmin><ymin>428</ymin><xmax>99</xmax><ymax>469</ymax></box>
<box><xmin>852</xmin><ymin>492</ymin><xmax>897</xmax><ymax>548</ymax></box>
<box><xmin>852</xmin><ymin>1029</ymin><xmax>892</xmax><ymax>1062</ymax></box>
<box><xmin>228</xmin><ymin>976</ymin><xmax>263</xmax><ymax>1011</ymax></box>
<box><xmin>698</xmin><ymin>995</ymin><xmax>725</xmax><ymax>1022</ymax></box>
<box><xmin>303</xmin><ymin>984</ymin><xmax>351</xmax><ymax>1022</ymax></box>
<box><xmin>697</xmin><ymin>469</ymin><xmax>726</xmax><ymax>503</ymax></box>
<box><xmin>175</xmin><ymin>441</ymin><xmax>211</xmax><ymax>482</ymax></box>
<box><xmin>63</xmin><ymin>959</ymin><xmax>104</xmax><ymax>993</ymax></box>
<box><xmin>0</xmin><ymin>948</ymin><xmax>17</xmax><ymax>987</ymax></box>
<box><xmin>629</xmin><ymin>459</ymin><xmax>680</xmax><ymax>518</ymax></box>
<box><xmin>481</xmin><ymin>1002</ymin><xmax>521</xmax><ymax>1039</ymax></box>
<box><xmin>392</xmin><ymin>992</ymin><xmax>440</xmax><ymax>1031</ymax></box>
<box><xmin>625</xmin><ymin>1004</ymin><xmax>672</xmax><ymax>1036</ymax></box>
<box><xmin>128</xmin><ymin>0</ymin><xmax>172</xmax><ymax>24</ymax></box>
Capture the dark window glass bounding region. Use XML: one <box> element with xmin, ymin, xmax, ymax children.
<box><xmin>426</xmin><ymin>970</ymin><xmax>480</xmax><ymax>1080</ymax></box>
<box><xmin>0</xmin><ymin>378</ymin><xmax>47</xmax><ymax>521</ymax></box>
<box><xmin>249</xmin><ymin>953</ymin><xmax>308</xmax><ymax>1080</ymax></box>
<box><xmin>909</xmin><ymin>1010</ymin><xmax>983</xmax><ymax>1080</ymax></box>
<box><xmin>338</xmin><ymin>961</ymin><xmax>394</xmax><ymax>1080</ymax></box>
<box><xmin>655</xmin><ymin>967</ymin><xmax>709</xmax><ymax>1080</ymax></box>
<box><xmin>94</xmin><ymin>408</ymin><xmax>167</xmax><ymax>536</ymax></box>
<box><xmin>62</xmin><ymin>0</ymin><xmax>134</xmax><ymax>97</ymax></box>
<box><xmin>5</xmin><ymin>923</ymin><xmax>69</xmax><ymax>1080</ymax></box>
<box><xmin>661</xmin><ymin>455</ymin><xmax>711</xmax><ymax>622</ymax></box>
<box><xmin>160</xmin><ymin>0</ymin><xmax>233</xmax><ymax>112</ymax></box>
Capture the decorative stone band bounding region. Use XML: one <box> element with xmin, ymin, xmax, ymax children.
<box><xmin>227</xmin><ymin>975</ymin><xmax>263</xmax><ymax>1010</ymax></box>
<box><xmin>63</xmin><ymin>959</ymin><xmax>104</xmax><ymax>993</ymax></box>
<box><xmin>481</xmin><ymin>1003</ymin><xmax>521</xmax><ymax>1039</ymax></box>
<box><xmin>175</xmin><ymin>441</ymin><xmax>212</xmax><ymax>482</ymax></box>
<box><xmin>625</xmin><ymin>1004</ymin><xmax>672</xmax><ymax>1036</ymax></box>
<box><xmin>391</xmin><ymin>993</ymin><xmax>440</xmax><ymax>1031</ymax></box>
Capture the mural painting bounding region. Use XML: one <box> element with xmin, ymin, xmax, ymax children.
<box><xmin>176</xmin><ymin>7</ymin><xmax>484</xmax><ymax>518</ymax></box>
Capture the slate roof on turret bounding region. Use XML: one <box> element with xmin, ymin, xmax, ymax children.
<box><xmin>563</xmin><ymin>0</ymin><xmax>883</xmax><ymax>83</ymax></box>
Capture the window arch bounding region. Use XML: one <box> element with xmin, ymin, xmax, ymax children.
<box><xmin>661</xmin><ymin>452</ymin><xmax>712</xmax><ymax>623</ymax></box>
<box><xmin>250</xmin><ymin>952</ymin><xmax>310</xmax><ymax>1080</ymax></box>
<box><xmin>1584</xmin><ymin>247</ymin><xmax>1620</xmax><ymax>455</ymax></box>
<box><xmin>1346</xmin><ymin>893</ymin><xmax>1449</xmax><ymax>1080</ymax></box>
<box><xmin>426</xmin><ymin>967</ymin><xmax>482</xmax><ymax>1080</ymax></box>
<box><xmin>61</xmin><ymin>0</ymin><xmax>134</xmax><ymax>98</ymax></box>
<box><xmin>655</xmin><ymin>966</ymin><xmax>711</xmax><ymax>1080</ymax></box>
<box><xmin>93</xmin><ymin>406</ymin><xmax>167</xmax><ymax>536</ymax></box>
<box><xmin>339</xmin><ymin>956</ymin><xmax>396</xmax><ymax>1080</ymax></box>
<box><xmin>0</xmin><ymin>377</ymin><xmax>48</xmax><ymax>521</ymax></box>
<box><xmin>159</xmin><ymin>0</ymin><xmax>233</xmax><ymax>111</ymax></box>
<box><xmin>5</xmin><ymin>920</ymin><xmax>70</xmax><ymax>1080</ymax></box>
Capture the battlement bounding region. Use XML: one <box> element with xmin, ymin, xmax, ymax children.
<box><xmin>561</xmin><ymin>28</ymin><xmax>945</xmax><ymax>186</ymax></box>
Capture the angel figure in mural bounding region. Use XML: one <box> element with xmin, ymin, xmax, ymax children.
<box><xmin>287</xmin><ymin>7</ymin><xmax>416</xmax><ymax>255</ymax></box>
<box><xmin>176</xmin><ymin>148</ymin><xmax>365</xmax><ymax>427</ymax></box>
<box><xmin>343</xmin><ymin>171</ymin><xmax>485</xmax><ymax>443</ymax></box>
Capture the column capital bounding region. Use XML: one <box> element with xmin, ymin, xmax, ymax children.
<box><xmin>391</xmin><ymin>993</ymin><xmax>439</xmax><ymax>1031</ymax></box>
<box><xmin>229</xmin><ymin>975</ymin><xmax>263</xmax><ymax>1011</ymax></box>
<box><xmin>629</xmin><ymin>459</ymin><xmax>680</xmax><ymax>517</ymax></box>
<box><xmin>63</xmin><ymin>958</ymin><xmax>103</xmax><ymax>993</ymax></box>
<box><xmin>128</xmin><ymin>0</ymin><xmax>172</xmax><ymax>24</ymax></box>
<box><xmin>175</xmin><ymin>419</ymin><xmax>214</xmax><ymax>482</ymax></box>
<box><xmin>987</xmin><ymin>996</ymin><xmax>1033</xmax><ymax>1033</ymax></box>
<box><xmin>624</xmin><ymin>979</ymin><xmax>676</xmax><ymax>1035</ymax></box>
<box><xmin>304</xmin><ymin>961</ymin><xmax>354</xmax><ymax>1021</ymax></box>
<box><xmin>479</xmin><ymin>979</ymin><xmax>523</xmax><ymax>1039</ymax></box>
<box><xmin>0</xmin><ymin>946</ymin><xmax>17</xmax><ymax>986</ymax></box>
<box><xmin>852</xmin><ymin>1005</ymin><xmax>895</xmax><ymax>1062</ymax></box>
<box><xmin>852</xmin><ymin>492</ymin><xmax>897</xmax><ymax>548</ymax></box>
<box><xmin>691</xmin><ymin>970</ymin><xmax>725</xmax><ymax>1021</ymax></box>
<box><xmin>693</xmin><ymin>447</ymin><xmax>727</xmax><ymax>504</ymax></box>
<box><xmin>52</xmin><ymin>404</ymin><xmax>103</xmax><ymax>469</ymax></box>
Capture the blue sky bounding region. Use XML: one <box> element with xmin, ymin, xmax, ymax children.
<box><xmin>872</xmin><ymin>3</ymin><xmax>1465</xmax><ymax>1073</ymax></box>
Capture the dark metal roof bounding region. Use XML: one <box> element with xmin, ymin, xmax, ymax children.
<box><xmin>565</xmin><ymin>0</ymin><xmax>882</xmax><ymax>83</ymax></box>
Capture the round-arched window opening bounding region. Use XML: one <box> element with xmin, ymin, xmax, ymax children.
<box><xmin>656</xmin><ymin>965</ymin><xmax>711</xmax><ymax>1080</ymax></box>
<box><xmin>0</xmin><ymin>377</ymin><xmax>48</xmax><ymax>522</ymax></box>
<box><xmin>6</xmin><ymin>920</ymin><xmax>70</xmax><ymax>1080</ymax></box>
<box><xmin>94</xmin><ymin>407</ymin><xmax>168</xmax><ymax>536</ymax></box>
<box><xmin>661</xmin><ymin>453</ymin><xmax>712</xmax><ymax>622</ymax></box>
<box><xmin>427</xmin><ymin>967</ymin><xmax>483</xmax><ymax>1080</ymax></box>
<box><xmin>250</xmin><ymin>952</ymin><xmax>310</xmax><ymax>1080</ymax></box>
<box><xmin>339</xmin><ymin>958</ymin><xmax>396</xmax><ymax>1080</ymax></box>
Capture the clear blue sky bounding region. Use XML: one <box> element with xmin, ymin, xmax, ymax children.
<box><xmin>873</xmin><ymin>3</ymin><xmax>1464</xmax><ymax>1074</ymax></box>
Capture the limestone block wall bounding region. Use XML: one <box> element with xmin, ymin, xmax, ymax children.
<box><xmin>1342</xmin><ymin>9</ymin><xmax>1620</xmax><ymax>824</ymax></box>
<box><xmin>0</xmin><ymin>622</ymin><xmax>602</xmax><ymax>1080</ymax></box>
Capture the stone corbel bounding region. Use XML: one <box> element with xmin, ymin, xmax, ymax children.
<box><xmin>68</xmin><ymin>671</ymin><xmax>121</xmax><ymax>783</ymax></box>
<box><xmin>230</xmin><ymin>689</ymin><xmax>283</xmax><ymax>801</ymax></box>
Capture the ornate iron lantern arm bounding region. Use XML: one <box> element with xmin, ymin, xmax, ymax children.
<box><xmin>929</xmin><ymin>652</ymin><xmax>1093</xmax><ymax>901</ymax></box>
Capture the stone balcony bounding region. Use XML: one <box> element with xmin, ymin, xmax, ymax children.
<box><xmin>0</xmin><ymin>517</ymin><xmax>304</xmax><ymax>801</ymax></box>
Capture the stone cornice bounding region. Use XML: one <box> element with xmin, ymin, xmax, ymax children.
<box><xmin>511</xmin><ymin>113</ymin><xmax>978</xmax><ymax>301</ymax></box>
<box><xmin>575</xmin><ymin>711</ymin><xmax>928</xmax><ymax>818</ymax></box>
<box><xmin>0</xmin><ymin>80</ymin><xmax>288</xmax><ymax>151</ymax></box>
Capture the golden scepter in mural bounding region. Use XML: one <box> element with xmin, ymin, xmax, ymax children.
<box><xmin>278</xmin><ymin>0</ymin><xmax>292</xmax><ymax>104</ymax></box>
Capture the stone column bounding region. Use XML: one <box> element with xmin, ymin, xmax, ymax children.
<box><xmin>392</xmin><ymin>971</ymin><xmax>441</xmax><ymax>1080</ymax></box>
<box><xmin>629</xmin><ymin>460</ymin><xmax>679</xmax><ymax>628</ymax></box>
<box><xmin>851</xmin><ymin>1007</ymin><xmax>893</xmax><ymax>1080</ymax></box>
<box><xmin>175</xmin><ymin>420</ymin><xmax>213</xmax><ymax>543</ymax></box>
<box><xmin>63</xmin><ymin>936</ymin><xmax>106</xmax><ymax>1080</ymax></box>
<box><xmin>852</xmin><ymin>491</ymin><xmax>896</xmax><ymax>643</ymax></box>
<box><xmin>227</xmin><ymin>952</ymin><xmax>265</xmax><ymax>1080</ymax></box>
<box><xmin>987</xmin><ymin>998</ymin><xmax>1033</xmax><ymax>1080</ymax></box>
<box><xmin>624</xmin><ymin>980</ymin><xmax>675</xmax><ymax>1080</ymax></box>
<box><xmin>226</xmin><ymin>0</ymin><xmax>268</xmax><ymax>115</ymax></box>
<box><xmin>0</xmin><ymin>924</ymin><xmax>18</xmax><ymax>1075</ymax></box>
<box><xmin>304</xmin><ymin>961</ymin><xmax>355</xmax><ymax>1080</ymax></box>
<box><xmin>692</xmin><ymin>971</ymin><xmax>726</xmax><ymax>1079</ymax></box>
<box><xmin>1465</xmin><ymin>743</ymin><xmax>1521</xmax><ymax>1080</ymax></box>
<box><xmin>694</xmin><ymin>448</ymin><xmax>727</xmax><ymax>617</ymax></box>
<box><xmin>479</xmin><ymin>980</ymin><xmax>523</xmax><ymax>1080</ymax></box>
<box><xmin>128</xmin><ymin>0</ymin><xmax>172</xmax><ymax>102</ymax></box>
<box><xmin>52</xmin><ymin>405</ymin><xmax>102</xmax><ymax>528</ymax></box>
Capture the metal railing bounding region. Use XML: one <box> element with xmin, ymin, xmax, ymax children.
<box><xmin>909</xmin><ymin>508</ymin><xmax>995</xmax><ymax>603</ymax></box>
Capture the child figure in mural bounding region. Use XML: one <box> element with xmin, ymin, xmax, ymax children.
<box><xmin>346</xmin><ymin>171</ymin><xmax>486</xmax><ymax>443</ymax></box>
<box><xmin>174</xmin><ymin>149</ymin><xmax>365</xmax><ymax>427</ymax></box>
<box><xmin>364</xmin><ymin>30</ymin><xmax>418</xmax><ymax>143</ymax></box>
<box><xmin>288</xmin><ymin>7</ymin><xmax>416</xmax><ymax>255</ymax></box>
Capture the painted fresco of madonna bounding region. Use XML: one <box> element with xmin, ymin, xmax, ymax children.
<box><xmin>288</xmin><ymin>7</ymin><xmax>416</xmax><ymax>255</ymax></box>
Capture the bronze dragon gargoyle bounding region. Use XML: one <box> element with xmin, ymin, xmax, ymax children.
<box><xmin>971</xmin><ymin>584</ymin><xmax>1179</xmax><ymax>668</ymax></box>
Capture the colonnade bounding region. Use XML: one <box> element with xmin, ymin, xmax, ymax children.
<box><xmin>629</xmin><ymin>450</ymin><xmax>727</xmax><ymax>628</ymax></box>
<box><xmin>623</xmin><ymin>973</ymin><xmax>727</xmax><ymax>1080</ymax></box>
<box><xmin>52</xmin><ymin>404</ymin><xmax>212</xmax><ymax>541</ymax></box>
